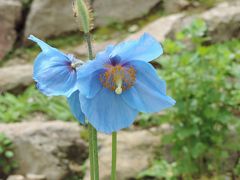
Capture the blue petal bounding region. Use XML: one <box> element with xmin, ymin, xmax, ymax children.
<box><xmin>79</xmin><ymin>88</ymin><xmax>138</xmax><ymax>133</ymax></box>
<box><xmin>67</xmin><ymin>90</ymin><xmax>85</xmax><ymax>124</ymax></box>
<box><xmin>77</xmin><ymin>45</ymin><xmax>114</xmax><ymax>78</ymax></box>
<box><xmin>35</xmin><ymin>58</ymin><xmax>78</xmax><ymax>97</ymax></box>
<box><xmin>29</xmin><ymin>35</ymin><xmax>77</xmax><ymax>97</ymax></box>
<box><xmin>77</xmin><ymin>69</ymin><xmax>103</xmax><ymax>98</ymax></box>
<box><xmin>76</xmin><ymin>45</ymin><xmax>114</xmax><ymax>98</ymax></box>
<box><xmin>110</xmin><ymin>33</ymin><xmax>163</xmax><ymax>63</ymax></box>
<box><xmin>121</xmin><ymin>60</ymin><xmax>175</xmax><ymax>113</ymax></box>
<box><xmin>28</xmin><ymin>35</ymin><xmax>66</xmax><ymax>56</ymax></box>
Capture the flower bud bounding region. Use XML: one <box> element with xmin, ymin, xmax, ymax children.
<box><xmin>73</xmin><ymin>0</ymin><xmax>94</xmax><ymax>33</ymax></box>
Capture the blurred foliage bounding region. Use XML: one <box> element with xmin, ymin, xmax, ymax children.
<box><xmin>0</xmin><ymin>133</ymin><xmax>17</xmax><ymax>178</ymax></box>
<box><xmin>136</xmin><ymin>113</ymin><xmax>166</xmax><ymax>128</ymax></box>
<box><xmin>139</xmin><ymin>19</ymin><xmax>240</xmax><ymax>179</ymax></box>
<box><xmin>138</xmin><ymin>160</ymin><xmax>178</xmax><ymax>180</ymax></box>
<box><xmin>0</xmin><ymin>85</ymin><xmax>76</xmax><ymax>123</ymax></box>
<box><xmin>65</xmin><ymin>162</ymin><xmax>87</xmax><ymax>180</ymax></box>
<box><xmin>21</xmin><ymin>0</ymin><xmax>33</xmax><ymax>9</ymax></box>
<box><xmin>47</xmin><ymin>34</ymin><xmax>84</xmax><ymax>49</ymax></box>
<box><xmin>187</xmin><ymin>0</ymin><xmax>220</xmax><ymax>8</ymax></box>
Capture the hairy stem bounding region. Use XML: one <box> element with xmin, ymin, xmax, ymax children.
<box><xmin>111</xmin><ymin>132</ymin><xmax>117</xmax><ymax>180</ymax></box>
<box><xmin>88</xmin><ymin>124</ymin><xmax>94</xmax><ymax>180</ymax></box>
<box><xmin>85</xmin><ymin>33</ymin><xmax>99</xmax><ymax>180</ymax></box>
<box><xmin>93</xmin><ymin>128</ymin><xmax>99</xmax><ymax>179</ymax></box>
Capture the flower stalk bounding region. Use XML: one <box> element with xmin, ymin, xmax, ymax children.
<box><xmin>88</xmin><ymin>124</ymin><xmax>95</xmax><ymax>180</ymax></box>
<box><xmin>73</xmin><ymin>1</ymin><xmax>99</xmax><ymax>179</ymax></box>
<box><xmin>111</xmin><ymin>132</ymin><xmax>117</xmax><ymax>180</ymax></box>
<box><xmin>85</xmin><ymin>32</ymin><xmax>99</xmax><ymax>180</ymax></box>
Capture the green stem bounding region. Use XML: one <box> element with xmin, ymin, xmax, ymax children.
<box><xmin>85</xmin><ymin>33</ymin><xmax>93</xmax><ymax>59</ymax></box>
<box><xmin>111</xmin><ymin>132</ymin><xmax>117</xmax><ymax>180</ymax></box>
<box><xmin>93</xmin><ymin>128</ymin><xmax>99</xmax><ymax>180</ymax></box>
<box><xmin>88</xmin><ymin>124</ymin><xmax>94</xmax><ymax>180</ymax></box>
<box><xmin>85</xmin><ymin>32</ymin><xmax>99</xmax><ymax>180</ymax></box>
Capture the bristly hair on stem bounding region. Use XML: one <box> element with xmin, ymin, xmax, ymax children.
<box><xmin>72</xmin><ymin>0</ymin><xmax>94</xmax><ymax>33</ymax></box>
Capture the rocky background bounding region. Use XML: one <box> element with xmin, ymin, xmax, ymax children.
<box><xmin>0</xmin><ymin>0</ymin><xmax>240</xmax><ymax>92</ymax></box>
<box><xmin>0</xmin><ymin>0</ymin><xmax>240</xmax><ymax>180</ymax></box>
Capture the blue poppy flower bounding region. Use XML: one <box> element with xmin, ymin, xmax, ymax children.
<box><xmin>29</xmin><ymin>35</ymin><xmax>81</xmax><ymax>97</ymax></box>
<box><xmin>76</xmin><ymin>33</ymin><xmax>176</xmax><ymax>133</ymax></box>
<box><xmin>67</xmin><ymin>90</ymin><xmax>85</xmax><ymax>124</ymax></box>
<box><xmin>29</xmin><ymin>35</ymin><xmax>85</xmax><ymax>124</ymax></box>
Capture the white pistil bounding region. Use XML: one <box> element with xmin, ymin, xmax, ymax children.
<box><xmin>71</xmin><ymin>60</ymin><xmax>84</xmax><ymax>69</ymax></box>
<box><xmin>115</xmin><ymin>87</ymin><xmax>122</xmax><ymax>94</ymax></box>
<box><xmin>115</xmin><ymin>79</ymin><xmax>123</xmax><ymax>95</ymax></box>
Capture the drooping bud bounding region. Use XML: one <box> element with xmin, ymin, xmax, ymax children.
<box><xmin>72</xmin><ymin>0</ymin><xmax>94</xmax><ymax>33</ymax></box>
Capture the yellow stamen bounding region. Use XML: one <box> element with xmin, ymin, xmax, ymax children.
<box><xmin>99</xmin><ymin>64</ymin><xmax>136</xmax><ymax>93</ymax></box>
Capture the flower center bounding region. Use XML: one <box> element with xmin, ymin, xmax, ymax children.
<box><xmin>68</xmin><ymin>54</ymin><xmax>84</xmax><ymax>69</ymax></box>
<box><xmin>99</xmin><ymin>64</ymin><xmax>136</xmax><ymax>94</ymax></box>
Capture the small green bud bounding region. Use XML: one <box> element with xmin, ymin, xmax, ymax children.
<box><xmin>73</xmin><ymin>0</ymin><xmax>94</xmax><ymax>33</ymax></box>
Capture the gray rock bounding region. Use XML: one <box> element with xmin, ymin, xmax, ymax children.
<box><xmin>201</xmin><ymin>1</ymin><xmax>240</xmax><ymax>42</ymax></box>
<box><xmin>74</xmin><ymin>1</ymin><xmax>240</xmax><ymax>58</ymax></box>
<box><xmin>171</xmin><ymin>2</ymin><xmax>240</xmax><ymax>42</ymax></box>
<box><xmin>73</xmin><ymin>13</ymin><xmax>184</xmax><ymax>57</ymax></box>
<box><xmin>0</xmin><ymin>0</ymin><xmax>22</xmax><ymax>60</ymax></box>
<box><xmin>128</xmin><ymin>24</ymin><xmax>139</xmax><ymax>33</ymax></box>
<box><xmin>2</xmin><ymin>57</ymin><xmax>30</xmax><ymax>67</ymax></box>
<box><xmin>73</xmin><ymin>39</ymin><xmax>118</xmax><ymax>57</ymax></box>
<box><xmin>0</xmin><ymin>121</ymin><xmax>88</xmax><ymax>180</ymax></box>
<box><xmin>93</xmin><ymin>0</ymin><xmax>161</xmax><ymax>26</ymax></box>
<box><xmin>84</xmin><ymin>130</ymin><xmax>160</xmax><ymax>180</ymax></box>
<box><xmin>24</xmin><ymin>0</ymin><xmax>161</xmax><ymax>39</ymax></box>
<box><xmin>24</xmin><ymin>0</ymin><xmax>77</xmax><ymax>40</ymax></box>
<box><xmin>163</xmin><ymin>0</ymin><xmax>190</xmax><ymax>14</ymax></box>
<box><xmin>26</xmin><ymin>174</ymin><xmax>46</xmax><ymax>180</ymax></box>
<box><xmin>126</xmin><ymin>13</ymin><xmax>185</xmax><ymax>42</ymax></box>
<box><xmin>0</xmin><ymin>64</ymin><xmax>33</xmax><ymax>93</ymax></box>
<box><xmin>7</xmin><ymin>175</ymin><xmax>25</xmax><ymax>180</ymax></box>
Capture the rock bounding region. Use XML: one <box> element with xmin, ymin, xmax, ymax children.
<box><xmin>84</xmin><ymin>130</ymin><xmax>160</xmax><ymax>180</ymax></box>
<box><xmin>74</xmin><ymin>1</ymin><xmax>240</xmax><ymax>57</ymax></box>
<box><xmin>73</xmin><ymin>39</ymin><xmax>118</xmax><ymax>57</ymax></box>
<box><xmin>128</xmin><ymin>24</ymin><xmax>139</xmax><ymax>33</ymax></box>
<box><xmin>7</xmin><ymin>174</ymin><xmax>47</xmax><ymax>180</ymax></box>
<box><xmin>26</xmin><ymin>174</ymin><xmax>46</xmax><ymax>180</ymax></box>
<box><xmin>24</xmin><ymin>0</ymin><xmax>77</xmax><ymax>40</ymax></box>
<box><xmin>163</xmin><ymin>0</ymin><xmax>190</xmax><ymax>14</ymax></box>
<box><xmin>93</xmin><ymin>0</ymin><xmax>161</xmax><ymax>26</ymax></box>
<box><xmin>0</xmin><ymin>121</ymin><xmax>88</xmax><ymax>180</ymax></box>
<box><xmin>123</xmin><ymin>1</ymin><xmax>240</xmax><ymax>44</ymax></box>
<box><xmin>73</xmin><ymin>13</ymin><xmax>185</xmax><ymax>57</ymax></box>
<box><xmin>7</xmin><ymin>175</ymin><xmax>25</xmax><ymax>180</ymax></box>
<box><xmin>126</xmin><ymin>13</ymin><xmax>185</xmax><ymax>42</ymax></box>
<box><xmin>0</xmin><ymin>64</ymin><xmax>33</xmax><ymax>93</ymax></box>
<box><xmin>200</xmin><ymin>1</ymin><xmax>240</xmax><ymax>42</ymax></box>
<box><xmin>0</xmin><ymin>0</ymin><xmax>22</xmax><ymax>60</ymax></box>
<box><xmin>24</xmin><ymin>0</ymin><xmax>161</xmax><ymax>39</ymax></box>
<box><xmin>3</xmin><ymin>58</ymin><xmax>30</xmax><ymax>67</ymax></box>
<box><xmin>170</xmin><ymin>2</ymin><xmax>240</xmax><ymax>42</ymax></box>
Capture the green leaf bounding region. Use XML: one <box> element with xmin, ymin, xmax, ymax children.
<box><xmin>5</xmin><ymin>151</ymin><xmax>14</xmax><ymax>158</ymax></box>
<box><xmin>138</xmin><ymin>160</ymin><xmax>177</xmax><ymax>179</ymax></box>
<box><xmin>191</xmin><ymin>143</ymin><xmax>207</xmax><ymax>159</ymax></box>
